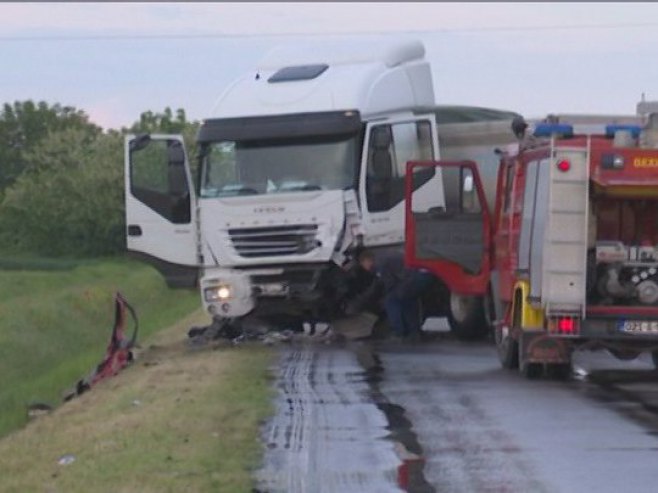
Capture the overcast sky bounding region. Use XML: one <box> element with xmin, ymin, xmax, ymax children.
<box><xmin>2</xmin><ymin>2</ymin><xmax>658</xmax><ymax>129</ymax></box>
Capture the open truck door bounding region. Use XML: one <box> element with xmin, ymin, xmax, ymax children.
<box><xmin>124</xmin><ymin>134</ymin><xmax>199</xmax><ymax>288</ymax></box>
<box><xmin>405</xmin><ymin>160</ymin><xmax>492</xmax><ymax>296</ymax></box>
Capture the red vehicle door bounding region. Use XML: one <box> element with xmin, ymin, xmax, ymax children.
<box><xmin>405</xmin><ymin>160</ymin><xmax>492</xmax><ymax>296</ymax></box>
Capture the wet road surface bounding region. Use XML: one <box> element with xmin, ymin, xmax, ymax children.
<box><xmin>255</xmin><ymin>319</ymin><xmax>658</xmax><ymax>493</ymax></box>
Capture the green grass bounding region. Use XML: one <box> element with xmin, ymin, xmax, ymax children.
<box><xmin>0</xmin><ymin>314</ymin><xmax>274</xmax><ymax>493</ymax></box>
<box><xmin>0</xmin><ymin>257</ymin><xmax>199</xmax><ymax>437</ymax></box>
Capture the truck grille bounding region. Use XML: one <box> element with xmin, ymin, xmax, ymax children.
<box><xmin>228</xmin><ymin>224</ymin><xmax>320</xmax><ymax>258</ymax></box>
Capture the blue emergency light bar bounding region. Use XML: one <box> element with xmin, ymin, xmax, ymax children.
<box><xmin>533</xmin><ymin>123</ymin><xmax>574</xmax><ymax>138</ymax></box>
<box><xmin>605</xmin><ymin>124</ymin><xmax>641</xmax><ymax>139</ymax></box>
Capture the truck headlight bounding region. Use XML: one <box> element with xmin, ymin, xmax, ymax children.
<box><xmin>204</xmin><ymin>284</ymin><xmax>232</xmax><ymax>302</ymax></box>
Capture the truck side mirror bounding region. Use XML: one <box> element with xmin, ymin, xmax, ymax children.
<box><xmin>167</xmin><ymin>140</ymin><xmax>185</xmax><ymax>166</ymax></box>
<box><xmin>463</xmin><ymin>174</ymin><xmax>474</xmax><ymax>193</ymax></box>
<box><xmin>129</xmin><ymin>134</ymin><xmax>151</xmax><ymax>152</ymax></box>
<box><xmin>460</xmin><ymin>168</ymin><xmax>480</xmax><ymax>214</ymax></box>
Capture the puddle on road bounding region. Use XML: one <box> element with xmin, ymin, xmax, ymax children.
<box><xmin>255</xmin><ymin>344</ymin><xmax>437</xmax><ymax>493</ymax></box>
<box><xmin>355</xmin><ymin>345</ymin><xmax>436</xmax><ymax>493</ymax></box>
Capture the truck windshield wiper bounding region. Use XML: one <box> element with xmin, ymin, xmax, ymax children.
<box><xmin>217</xmin><ymin>186</ymin><xmax>260</xmax><ymax>196</ymax></box>
<box><xmin>277</xmin><ymin>184</ymin><xmax>322</xmax><ymax>192</ymax></box>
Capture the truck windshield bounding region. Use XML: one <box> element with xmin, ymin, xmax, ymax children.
<box><xmin>199</xmin><ymin>135</ymin><xmax>357</xmax><ymax>197</ymax></box>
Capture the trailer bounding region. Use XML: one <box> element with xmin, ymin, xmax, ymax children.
<box><xmin>405</xmin><ymin>117</ymin><xmax>658</xmax><ymax>377</ymax></box>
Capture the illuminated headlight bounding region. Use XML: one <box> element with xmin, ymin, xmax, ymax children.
<box><xmin>204</xmin><ymin>285</ymin><xmax>232</xmax><ymax>302</ymax></box>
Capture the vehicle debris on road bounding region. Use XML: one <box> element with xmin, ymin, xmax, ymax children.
<box><xmin>63</xmin><ymin>292</ymin><xmax>138</xmax><ymax>401</ymax></box>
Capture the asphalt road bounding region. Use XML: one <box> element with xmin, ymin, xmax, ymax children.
<box><xmin>255</xmin><ymin>319</ymin><xmax>658</xmax><ymax>493</ymax></box>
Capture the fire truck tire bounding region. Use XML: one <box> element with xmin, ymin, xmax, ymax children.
<box><xmin>447</xmin><ymin>293</ymin><xmax>488</xmax><ymax>341</ymax></box>
<box><xmin>495</xmin><ymin>326</ymin><xmax>519</xmax><ymax>369</ymax></box>
<box><xmin>495</xmin><ymin>300</ymin><xmax>519</xmax><ymax>369</ymax></box>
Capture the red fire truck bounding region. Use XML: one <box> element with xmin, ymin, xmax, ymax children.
<box><xmin>405</xmin><ymin>118</ymin><xmax>658</xmax><ymax>378</ymax></box>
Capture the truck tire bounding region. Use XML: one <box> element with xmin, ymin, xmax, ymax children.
<box><xmin>495</xmin><ymin>327</ymin><xmax>519</xmax><ymax>369</ymax></box>
<box><xmin>495</xmin><ymin>299</ymin><xmax>520</xmax><ymax>369</ymax></box>
<box><xmin>447</xmin><ymin>293</ymin><xmax>488</xmax><ymax>341</ymax></box>
<box><xmin>495</xmin><ymin>304</ymin><xmax>519</xmax><ymax>369</ymax></box>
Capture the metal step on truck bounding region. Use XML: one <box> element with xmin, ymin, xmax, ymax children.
<box><xmin>124</xmin><ymin>39</ymin><xmax>520</xmax><ymax>338</ymax></box>
<box><xmin>405</xmin><ymin>113</ymin><xmax>658</xmax><ymax>378</ymax></box>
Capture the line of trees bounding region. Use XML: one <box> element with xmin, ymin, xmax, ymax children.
<box><xmin>0</xmin><ymin>101</ymin><xmax>199</xmax><ymax>257</ymax></box>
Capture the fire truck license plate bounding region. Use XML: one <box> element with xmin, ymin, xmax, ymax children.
<box><xmin>618</xmin><ymin>320</ymin><xmax>658</xmax><ymax>334</ymax></box>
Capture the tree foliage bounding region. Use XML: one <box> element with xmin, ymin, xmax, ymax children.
<box><xmin>0</xmin><ymin>129</ymin><xmax>124</xmax><ymax>256</ymax></box>
<box><xmin>0</xmin><ymin>101</ymin><xmax>100</xmax><ymax>190</ymax></box>
<box><xmin>0</xmin><ymin>104</ymin><xmax>199</xmax><ymax>257</ymax></box>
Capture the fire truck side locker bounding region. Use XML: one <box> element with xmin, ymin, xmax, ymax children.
<box><xmin>541</xmin><ymin>142</ymin><xmax>590</xmax><ymax>317</ymax></box>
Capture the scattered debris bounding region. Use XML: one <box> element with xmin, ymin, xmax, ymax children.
<box><xmin>57</xmin><ymin>454</ymin><xmax>76</xmax><ymax>466</ymax></box>
<box><xmin>187</xmin><ymin>311</ymin><xmax>377</xmax><ymax>348</ymax></box>
<box><xmin>63</xmin><ymin>292</ymin><xmax>138</xmax><ymax>402</ymax></box>
<box><xmin>27</xmin><ymin>402</ymin><xmax>53</xmax><ymax>420</ymax></box>
<box><xmin>187</xmin><ymin>319</ymin><xmax>243</xmax><ymax>347</ymax></box>
<box><xmin>331</xmin><ymin>312</ymin><xmax>378</xmax><ymax>341</ymax></box>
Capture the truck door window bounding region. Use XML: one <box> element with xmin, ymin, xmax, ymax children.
<box><xmin>366</xmin><ymin>120</ymin><xmax>434</xmax><ymax>212</ymax></box>
<box><xmin>130</xmin><ymin>139</ymin><xmax>191</xmax><ymax>224</ymax></box>
<box><xmin>518</xmin><ymin>160</ymin><xmax>540</xmax><ymax>272</ymax></box>
<box><xmin>410</xmin><ymin>163</ymin><xmax>486</xmax><ymax>274</ymax></box>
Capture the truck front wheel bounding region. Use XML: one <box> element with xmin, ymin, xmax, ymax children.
<box><xmin>447</xmin><ymin>293</ymin><xmax>488</xmax><ymax>340</ymax></box>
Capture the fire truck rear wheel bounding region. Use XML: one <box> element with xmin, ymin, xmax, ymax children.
<box><xmin>495</xmin><ymin>324</ymin><xmax>519</xmax><ymax>369</ymax></box>
<box><xmin>447</xmin><ymin>293</ymin><xmax>488</xmax><ymax>341</ymax></box>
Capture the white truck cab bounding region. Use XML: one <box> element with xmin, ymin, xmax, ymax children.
<box><xmin>124</xmin><ymin>39</ymin><xmax>519</xmax><ymax>334</ymax></box>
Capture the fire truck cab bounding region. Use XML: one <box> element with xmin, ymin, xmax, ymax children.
<box><xmin>405</xmin><ymin>118</ymin><xmax>658</xmax><ymax>378</ymax></box>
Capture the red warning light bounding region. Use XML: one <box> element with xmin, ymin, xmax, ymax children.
<box><xmin>556</xmin><ymin>160</ymin><xmax>571</xmax><ymax>172</ymax></box>
<box><xmin>557</xmin><ymin>317</ymin><xmax>576</xmax><ymax>333</ymax></box>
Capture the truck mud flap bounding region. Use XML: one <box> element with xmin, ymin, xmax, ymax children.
<box><xmin>520</xmin><ymin>331</ymin><xmax>571</xmax><ymax>364</ymax></box>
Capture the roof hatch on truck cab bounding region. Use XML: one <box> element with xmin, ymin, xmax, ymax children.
<box><xmin>268</xmin><ymin>64</ymin><xmax>329</xmax><ymax>83</ymax></box>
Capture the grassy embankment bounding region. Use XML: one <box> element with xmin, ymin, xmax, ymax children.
<box><xmin>0</xmin><ymin>257</ymin><xmax>199</xmax><ymax>437</ymax></box>
<box><xmin>0</xmin><ymin>257</ymin><xmax>274</xmax><ymax>492</ymax></box>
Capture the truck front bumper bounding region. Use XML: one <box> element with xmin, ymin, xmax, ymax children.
<box><xmin>200</xmin><ymin>264</ymin><xmax>332</xmax><ymax>319</ymax></box>
<box><xmin>200</xmin><ymin>268</ymin><xmax>256</xmax><ymax>318</ymax></box>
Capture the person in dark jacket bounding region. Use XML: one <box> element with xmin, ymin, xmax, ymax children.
<box><xmin>342</xmin><ymin>247</ymin><xmax>383</xmax><ymax>317</ymax></box>
<box><xmin>378</xmin><ymin>251</ymin><xmax>433</xmax><ymax>339</ymax></box>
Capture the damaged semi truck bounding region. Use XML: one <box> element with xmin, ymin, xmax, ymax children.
<box><xmin>124</xmin><ymin>40</ymin><xmax>519</xmax><ymax>339</ymax></box>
